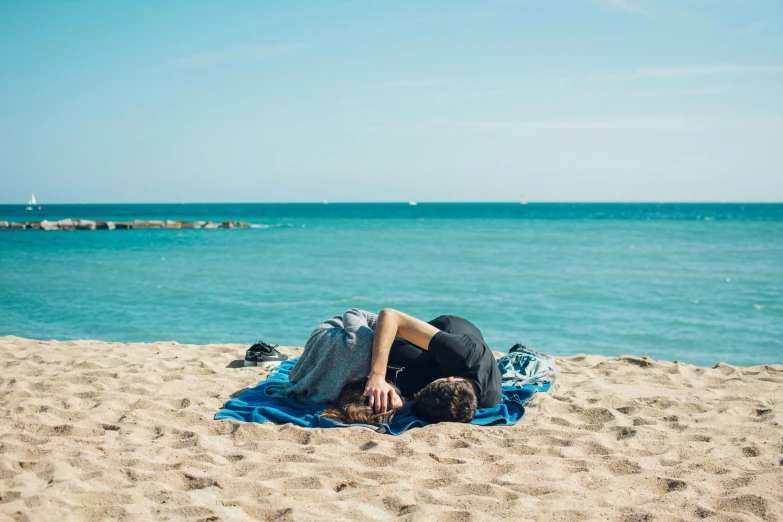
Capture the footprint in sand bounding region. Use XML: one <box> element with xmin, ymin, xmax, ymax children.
<box><xmin>334</xmin><ymin>480</ymin><xmax>360</xmax><ymax>492</ymax></box>
<box><xmin>741</xmin><ymin>446</ymin><xmax>760</xmax><ymax>457</ymax></box>
<box><xmin>428</xmin><ymin>453</ymin><xmax>465</xmax><ymax>465</ymax></box>
<box><xmin>714</xmin><ymin>494</ymin><xmax>772</xmax><ymax>519</ymax></box>
<box><xmin>355</xmin><ymin>453</ymin><xmax>397</xmax><ymax>467</ymax></box>
<box><xmin>605</xmin><ymin>458</ymin><xmax>642</xmax><ymax>475</ymax></box>
<box><xmin>654</xmin><ymin>477</ymin><xmax>687</xmax><ymax>493</ymax></box>
<box><xmin>613</xmin><ymin>426</ymin><xmax>637</xmax><ymax>440</ymax></box>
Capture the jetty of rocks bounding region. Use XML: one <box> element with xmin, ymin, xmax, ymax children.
<box><xmin>0</xmin><ymin>219</ymin><xmax>254</xmax><ymax>231</ymax></box>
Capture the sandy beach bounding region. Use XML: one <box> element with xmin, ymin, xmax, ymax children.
<box><xmin>0</xmin><ymin>336</ymin><xmax>781</xmax><ymax>521</ymax></box>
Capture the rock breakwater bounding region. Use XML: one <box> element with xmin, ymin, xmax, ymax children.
<box><xmin>0</xmin><ymin>219</ymin><xmax>254</xmax><ymax>231</ymax></box>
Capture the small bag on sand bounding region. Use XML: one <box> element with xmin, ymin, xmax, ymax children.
<box><xmin>497</xmin><ymin>345</ymin><xmax>558</xmax><ymax>387</ymax></box>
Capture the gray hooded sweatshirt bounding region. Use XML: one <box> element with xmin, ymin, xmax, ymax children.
<box><xmin>283</xmin><ymin>308</ymin><xmax>378</xmax><ymax>405</ymax></box>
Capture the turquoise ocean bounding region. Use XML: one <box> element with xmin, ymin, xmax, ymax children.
<box><xmin>1</xmin><ymin>203</ymin><xmax>781</xmax><ymax>367</ymax></box>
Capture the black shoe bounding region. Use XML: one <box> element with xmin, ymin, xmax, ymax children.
<box><xmin>244</xmin><ymin>340</ymin><xmax>288</xmax><ymax>367</ymax></box>
<box><xmin>509</xmin><ymin>343</ymin><xmax>527</xmax><ymax>353</ymax></box>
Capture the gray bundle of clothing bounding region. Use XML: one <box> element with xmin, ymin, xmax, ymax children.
<box><xmin>497</xmin><ymin>348</ymin><xmax>558</xmax><ymax>387</ymax></box>
<box><xmin>278</xmin><ymin>309</ymin><xmax>378</xmax><ymax>405</ymax></box>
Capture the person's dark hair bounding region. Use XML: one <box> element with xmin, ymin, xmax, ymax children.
<box><xmin>411</xmin><ymin>379</ymin><xmax>478</xmax><ymax>423</ymax></box>
<box><xmin>320</xmin><ymin>378</ymin><xmax>405</xmax><ymax>426</ymax></box>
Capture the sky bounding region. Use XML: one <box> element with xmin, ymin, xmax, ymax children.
<box><xmin>0</xmin><ymin>0</ymin><xmax>782</xmax><ymax>203</ymax></box>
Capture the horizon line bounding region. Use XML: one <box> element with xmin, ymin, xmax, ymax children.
<box><xmin>2</xmin><ymin>201</ymin><xmax>782</xmax><ymax>205</ymax></box>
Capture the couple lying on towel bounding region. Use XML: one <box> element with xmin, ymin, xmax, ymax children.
<box><xmin>274</xmin><ymin>308</ymin><xmax>503</xmax><ymax>426</ymax></box>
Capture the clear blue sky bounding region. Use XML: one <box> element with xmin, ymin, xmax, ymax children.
<box><xmin>1</xmin><ymin>0</ymin><xmax>781</xmax><ymax>203</ymax></box>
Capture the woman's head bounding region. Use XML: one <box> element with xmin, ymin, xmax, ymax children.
<box><xmin>320</xmin><ymin>378</ymin><xmax>405</xmax><ymax>426</ymax></box>
<box><xmin>411</xmin><ymin>377</ymin><xmax>478</xmax><ymax>423</ymax></box>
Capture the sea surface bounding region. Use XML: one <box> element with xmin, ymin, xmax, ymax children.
<box><xmin>1</xmin><ymin>203</ymin><xmax>781</xmax><ymax>367</ymax></box>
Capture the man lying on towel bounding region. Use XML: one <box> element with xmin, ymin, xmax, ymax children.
<box><xmin>283</xmin><ymin>308</ymin><xmax>502</xmax><ymax>424</ymax></box>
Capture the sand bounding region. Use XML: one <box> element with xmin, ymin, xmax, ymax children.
<box><xmin>0</xmin><ymin>336</ymin><xmax>781</xmax><ymax>521</ymax></box>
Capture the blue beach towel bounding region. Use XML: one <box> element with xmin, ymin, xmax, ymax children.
<box><xmin>215</xmin><ymin>358</ymin><xmax>551</xmax><ymax>435</ymax></box>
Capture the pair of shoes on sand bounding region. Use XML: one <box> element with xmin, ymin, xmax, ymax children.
<box><xmin>244</xmin><ymin>340</ymin><xmax>289</xmax><ymax>367</ymax></box>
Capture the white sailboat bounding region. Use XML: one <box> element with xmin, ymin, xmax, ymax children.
<box><xmin>408</xmin><ymin>201</ymin><xmax>417</xmax><ymax>206</ymax></box>
<box><xmin>26</xmin><ymin>193</ymin><xmax>36</xmax><ymax>210</ymax></box>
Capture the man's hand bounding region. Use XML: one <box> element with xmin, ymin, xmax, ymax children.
<box><xmin>363</xmin><ymin>374</ymin><xmax>402</xmax><ymax>413</ymax></box>
<box><xmin>363</xmin><ymin>308</ymin><xmax>437</xmax><ymax>414</ymax></box>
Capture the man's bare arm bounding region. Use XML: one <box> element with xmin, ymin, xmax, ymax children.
<box><xmin>363</xmin><ymin>308</ymin><xmax>440</xmax><ymax>412</ymax></box>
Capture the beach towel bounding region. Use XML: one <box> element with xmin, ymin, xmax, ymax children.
<box><xmin>215</xmin><ymin>358</ymin><xmax>551</xmax><ymax>435</ymax></box>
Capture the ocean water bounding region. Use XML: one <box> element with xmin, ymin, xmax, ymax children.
<box><xmin>1</xmin><ymin>203</ymin><xmax>781</xmax><ymax>367</ymax></box>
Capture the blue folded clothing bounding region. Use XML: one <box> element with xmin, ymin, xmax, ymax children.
<box><xmin>215</xmin><ymin>358</ymin><xmax>550</xmax><ymax>435</ymax></box>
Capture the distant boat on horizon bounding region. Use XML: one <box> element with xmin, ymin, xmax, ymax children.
<box><xmin>409</xmin><ymin>201</ymin><xmax>417</xmax><ymax>206</ymax></box>
<box><xmin>26</xmin><ymin>193</ymin><xmax>37</xmax><ymax>211</ymax></box>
